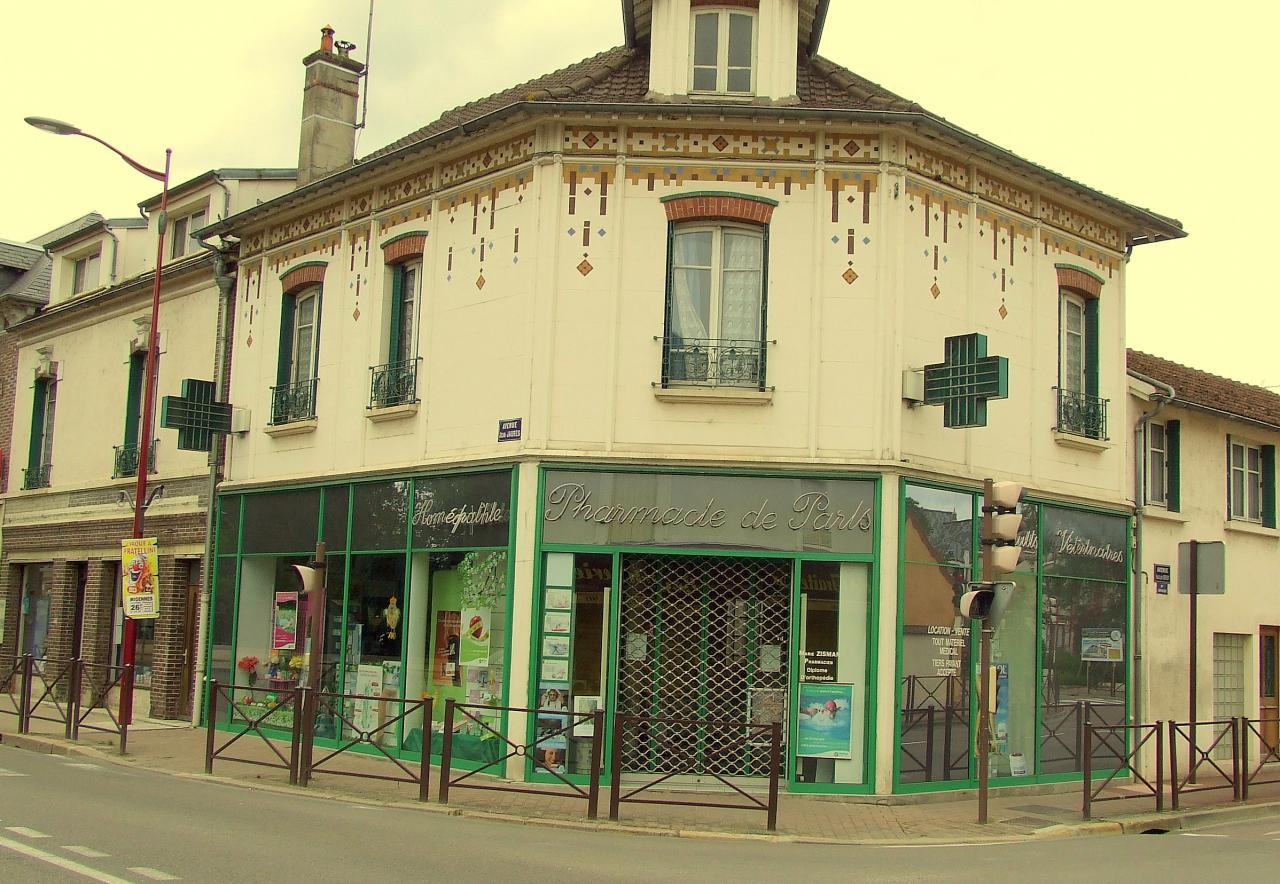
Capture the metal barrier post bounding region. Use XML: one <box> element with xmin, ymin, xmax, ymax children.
<box><xmin>586</xmin><ymin>709</ymin><xmax>604</xmax><ymax>820</ymax></box>
<box><xmin>1239</xmin><ymin>717</ymin><xmax>1250</xmax><ymax>801</ymax></box>
<box><xmin>924</xmin><ymin>706</ymin><xmax>935</xmax><ymax>781</ymax></box>
<box><xmin>119</xmin><ymin>666</ymin><xmax>133</xmax><ymax>755</ymax></box>
<box><xmin>767</xmin><ymin>721</ymin><xmax>781</xmax><ymax>832</ymax></box>
<box><xmin>608</xmin><ymin>713</ymin><xmax>624</xmax><ymax>821</ymax></box>
<box><xmin>1082</xmin><ymin>719</ymin><xmax>1093</xmax><ymax>820</ymax></box>
<box><xmin>64</xmin><ymin>659</ymin><xmax>80</xmax><ymax>740</ymax></box>
<box><xmin>298</xmin><ymin>687</ymin><xmax>314</xmax><ymax>788</ymax></box>
<box><xmin>1230</xmin><ymin>718</ymin><xmax>1240</xmax><ymax>801</ymax></box>
<box><xmin>1155</xmin><ymin>722</ymin><xmax>1165</xmax><ymax>812</ymax></box>
<box><xmin>437</xmin><ymin>699</ymin><xmax>455</xmax><ymax>805</ymax></box>
<box><xmin>1168</xmin><ymin>720</ymin><xmax>1180</xmax><ymax>811</ymax></box>
<box><xmin>1074</xmin><ymin>701</ymin><xmax>1085</xmax><ymax>766</ymax></box>
<box><xmin>19</xmin><ymin>655</ymin><xmax>33</xmax><ymax>734</ymax></box>
<box><xmin>205</xmin><ymin>680</ymin><xmax>219</xmax><ymax>774</ymax></box>
<box><xmin>417</xmin><ymin>698</ymin><xmax>433</xmax><ymax>802</ymax></box>
<box><xmin>287</xmin><ymin>688</ymin><xmax>303</xmax><ymax>786</ymax></box>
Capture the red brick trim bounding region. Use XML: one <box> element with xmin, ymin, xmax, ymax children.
<box><xmin>663</xmin><ymin>194</ymin><xmax>775</xmax><ymax>225</ymax></box>
<box><xmin>1055</xmin><ymin>264</ymin><xmax>1103</xmax><ymax>299</ymax></box>
<box><xmin>691</xmin><ymin>0</ymin><xmax>759</xmax><ymax>9</ymax></box>
<box><xmin>279</xmin><ymin>262</ymin><xmax>327</xmax><ymax>296</ymax></box>
<box><xmin>381</xmin><ymin>233</ymin><xmax>428</xmax><ymax>265</ymax></box>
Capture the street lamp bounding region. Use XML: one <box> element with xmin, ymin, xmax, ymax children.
<box><xmin>26</xmin><ymin>116</ymin><xmax>171</xmax><ymax>726</ymax></box>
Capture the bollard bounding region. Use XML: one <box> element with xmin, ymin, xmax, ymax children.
<box><xmin>437</xmin><ymin>699</ymin><xmax>456</xmax><ymax>805</ymax></box>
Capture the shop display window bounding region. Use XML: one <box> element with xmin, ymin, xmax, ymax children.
<box><xmin>241</xmin><ymin>489</ymin><xmax>320</xmax><ymax>554</ymax></box>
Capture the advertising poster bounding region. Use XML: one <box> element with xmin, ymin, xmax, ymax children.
<box><xmin>353</xmin><ymin>664</ymin><xmax>383</xmax><ymax>733</ymax></box>
<box><xmin>459</xmin><ymin>607</ymin><xmax>491</xmax><ymax>667</ymax></box>
<box><xmin>272</xmin><ymin>591</ymin><xmax>298</xmax><ymax>650</ymax></box>
<box><xmin>993</xmin><ymin>663</ymin><xmax>1010</xmax><ymax>756</ymax></box>
<box><xmin>1081</xmin><ymin>628</ymin><xmax>1124</xmax><ymax>662</ymax></box>
<box><xmin>796</xmin><ymin>682</ymin><xmax>854</xmax><ymax>759</ymax></box>
<box><xmin>573</xmin><ymin>695</ymin><xmax>601</xmax><ymax>737</ymax></box>
<box><xmin>120</xmin><ymin>537</ymin><xmax>160</xmax><ymax>620</ymax></box>
<box><xmin>432</xmin><ymin>611</ymin><xmax>461</xmax><ymax>685</ymax></box>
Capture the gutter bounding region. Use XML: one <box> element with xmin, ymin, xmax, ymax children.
<box><xmin>1126</xmin><ymin>367</ymin><xmax>1175</xmax><ymax>737</ymax></box>
<box><xmin>201</xmin><ymin>100</ymin><xmax>1185</xmax><ymax>244</ymax></box>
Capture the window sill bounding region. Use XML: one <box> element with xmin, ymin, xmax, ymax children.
<box><xmin>653</xmin><ymin>386</ymin><xmax>773</xmax><ymax>406</ymax></box>
<box><xmin>263</xmin><ymin>419</ymin><xmax>317</xmax><ymax>438</ymax></box>
<box><xmin>1223</xmin><ymin>519</ymin><xmax>1278</xmax><ymax>539</ymax></box>
<box><xmin>366</xmin><ymin>402</ymin><xmax>419</xmax><ymax>423</ymax></box>
<box><xmin>1142</xmin><ymin>506</ymin><xmax>1188</xmax><ymax>524</ymax></box>
<box><xmin>1052</xmin><ymin>431</ymin><xmax>1109</xmax><ymax>452</ymax></box>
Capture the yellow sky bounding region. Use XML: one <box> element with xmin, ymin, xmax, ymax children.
<box><xmin>4</xmin><ymin>1</ymin><xmax>1274</xmax><ymax>385</ymax></box>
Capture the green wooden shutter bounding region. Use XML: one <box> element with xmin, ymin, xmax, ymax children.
<box><xmin>1166</xmin><ymin>420</ymin><xmax>1181</xmax><ymax>512</ymax></box>
<box><xmin>311</xmin><ymin>289</ymin><xmax>323</xmax><ymax>379</ymax></box>
<box><xmin>277</xmin><ymin>293</ymin><xmax>296</xmax><ymax>387</ymax></box>
<box><xmin>27</xmin><ymin>379</ymin><xmax>47</xmax><ymax>474</ymax></box>
<box><xmin>388</xmin><ymin>266</ymin><xmax>404</xmax><ymax>364</ymax></box>
<box><xmin>123</xmin><ymin>352</ymin><xmax>145</xmax><ymax>448</ymax></box>
<box><xmin>1262</xmin><ymin>444</ymin><xmax>1276</xmax><ymax>528</ymax></box>
<box><xmin>662</xmin><ymin>223</ymin><xmax>676</xmax><ymax>386</ymax></box>
<box><xmin>1084</xmin><ymin>297</ymin><xmax>1100</xmax><ymax>399</ymax></box>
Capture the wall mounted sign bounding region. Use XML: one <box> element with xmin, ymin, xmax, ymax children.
<box><xmin>542</xmin><ymin>470</ymin><xmax>875</xmax><ymax>554</ymax></box>
<box><xmin>1153</xmin><ymin>563</ymin><xmax>1171</xmax><ymax>595</ymax></box>
<box><xmin>411</xmin><ymin>470</ymin><xmax>511</xmax><ymax>547</ymax></box>
<box><xmin>160</xmin><ymin>378</ymin><xmax>232</xmax><ymax>452</ymax></box>
<box><xmin>498</xmin><ymin>418</ymin><xmax>522</xmax><ymax>441</ymax></box>
<box><xmin>922</xmin><ymin>333</ymin><xmax>1009</xmax><ymax>428</ymax></box>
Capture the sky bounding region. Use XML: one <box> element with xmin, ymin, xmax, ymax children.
<box><xmin>4</xmin><ymin>1</ymin><xmax>1275</xmax><ymax>386</ymax></box>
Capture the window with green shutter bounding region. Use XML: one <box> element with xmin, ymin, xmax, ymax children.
<box><xmin>1165</xmin><ymin>420</ymin><xmax>1180</xmax><ymax>512</ymax></box>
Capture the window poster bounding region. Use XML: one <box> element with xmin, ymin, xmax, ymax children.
<box><xmin>573</xmin><ymin>695</ymin><xmax>601</xmax><ymax>737</ymax></box>
<box><xmin>272</xmin><ymin>591</ymin><xmax>298</xmax><ymax>651</ymax></box>
<box><xmin>542</xmin><ymin>635</ymin><xmax>570</xmax><ymax>658</ymax></box>
<box><xmin>1080</xmin><ymin>628</ymin><xmax>1124</xmax><ymax>662</ymax></box>
<box><xmin>796</xmin><ymin>682</ymin><xmax>854</xmax><ymax>759</ymax></box>
<box><xmin>544</xmin><ymin>588</ymin><xmax>572</xmax><ymax>611</ymax></box>
<box><xmin>459</xmin><ymin>607</ymin><xmax>491</xmax><ymax>667</ymax></box>
<box><xmin>544</xmin><ymin>612</ymin><xmax>571</xmax><ymax>634</ymax></box>
<box><xmin>353</xmin><ymin>664</ymin><xmax>383</xmax><ymax>733</ymax></box>
<box><xmin>433</xmin><ymin>610</ymin><xmax>461</xmax><ymax>685</ymax></box>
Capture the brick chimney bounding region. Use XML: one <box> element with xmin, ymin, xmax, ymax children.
<box><xmin>297</xmin><ymin>25</ymin><xmax>365</xmax><ymax>187</ymax></box>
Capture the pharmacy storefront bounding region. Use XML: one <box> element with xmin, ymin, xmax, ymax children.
<box><xmin>895</xmin><ymin>481</ymin><xmax>1131</xmax><ymax>793</ymax></box>
<box><xmin>530</xmin><ymin>466</ymin><xmax>881</xmax><ymax>794</ymax></box>
<box><xmin>208</xmin><ymin>467</ymin><xmax>516</xmax><ymax>768</ymax></box>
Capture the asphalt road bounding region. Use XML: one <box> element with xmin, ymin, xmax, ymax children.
<box><xmin>0</xmin><ymin>743</ymin><xmax>1277</xmax><ymax>883</ymax></box>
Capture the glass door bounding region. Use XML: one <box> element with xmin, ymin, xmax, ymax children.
<box><xmin>1262</xmin><ymin>626</ymin><xmax>1279</xmax><ymax>752</ymax></box>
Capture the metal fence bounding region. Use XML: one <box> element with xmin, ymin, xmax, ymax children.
<box><xmin>204</xmin><ymin>680</ymin><xmax>302</xmax><ymax>784</ymax></box>
<box><xmin>438</xmin><ymin>699</ymin><xmax>605</xmax><ymax>818</ymax></box>
<box><xmin>1169</xmin><ymin>718</ymin><xmax>1240</xmax><ymax>809</ymax></box>
<box><xmin>299</xmin><ymin>690</ymin><xmax>432</xmax><ymax>801</ymax></box>
<box><xmin>1082</xmin><ymin>717</ymin><xmax>1164</xmax><ymax>819</ymax></box>
<box><xmin>70</xmin><ymin>661</ymin><xmax>133</xmax><ymax>754</ymax></box>
<box><xmin>0</xmin><ymin>656</ymin><xmax>132</xmax><ymax>754</ymax></box>
<box><xmin>609</xmin><ymin>714</ymin><xmax>781</xmax><ymax>831</ymax></box>
<box><xmin>1239</xmin><ymin>716</ymin><xmax>1280</xmax><ymax>799</ymax></box>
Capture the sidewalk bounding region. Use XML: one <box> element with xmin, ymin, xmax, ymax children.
<box><xmin>3</xmin><ymin>711</ymin><xmax>1278</xmax><ymax>845</ymax></box>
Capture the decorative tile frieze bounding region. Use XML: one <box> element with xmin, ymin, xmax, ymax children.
<box><xmin>376</xmin><ymin>171</ymin><xmax>434</xmax><ymax>210</ymax></box>
<box><xmin>824</xmin><ymin>133</ymin><xmax>881</xmax><ymax>163</ymax></box>
<box><xmin>905</xmin><ymin>142</ymin><xmax>970</xmax><ymax>189</ymax></box>
<box><xmin>266</xmin><ymin>203</ymin><xmax>344</xmax><ymax>249</ymax></box>
<box><xmin>1041</xmin><ymin>231</ymin><xmax>1121</xmax><ymax>277</ymax></box>
<box><xmin>625</xmin><ymin>163</ymin><xmax>814</xmax><ymax>193</ymax></box>
<box><xmin>563</xmin><ymin>126</ymin><xmax>621</xmax><ymax>154</ymax></box>
<box><xmin>975</xmin><ymin>170</ymin><xmax>1034</xmax><ymax>215</ymax></box>
<box><xmin>1038</xmin><ymin>198</ymin><xmax>1123</xmax><ymax>250</ymax></box>
<box><xmin>439</xmin><ymin>131</ymin><xmax>536</xmax><ymax>187</ymax></box>
<box><xmin>627</xmin><ymin>128</ymin><xmax>816</xmax><ymax>160</ymax></box>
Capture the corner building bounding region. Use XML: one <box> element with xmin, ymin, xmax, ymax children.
<box><xmin>207</xmin><ymin>1</ymin><xmax>1183</xmax><ymax>795</ymax></box>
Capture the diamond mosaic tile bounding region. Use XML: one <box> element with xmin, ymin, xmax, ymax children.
<box><xmin>577</xmin><ymin>259</ymin><xmax>593</xmax><ymax>276</ymax></box>
<box><xmin>842</xmin><ymin>268</ymin><xmax>858</xmax><ymax>285</ymax></box>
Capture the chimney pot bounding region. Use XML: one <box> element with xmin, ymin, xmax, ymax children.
<box><xmin>320</xmin><ymin>25</ymin><xmax>334</xmax><ymax>53</ymax></box>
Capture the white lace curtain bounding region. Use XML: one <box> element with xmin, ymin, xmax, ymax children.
<box><xmin>668</xmin><ymin>228</ymin><xmax>762</xmax><ymax>342</ymax></box>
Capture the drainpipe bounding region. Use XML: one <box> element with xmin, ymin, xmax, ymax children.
<box><xmin>190</xmin><ymin>234</ymin><xmax>237</xmax><ymax>726</ymax></box>
<box><xmin>1128</xmin><ymin>368</ymin><xmax>1175</xmax><ymax>731</ymax></box>
<box><xmin>104</xmin><ymin>225</ymin><xmax>121</xmax><ymax>283</ymax></box>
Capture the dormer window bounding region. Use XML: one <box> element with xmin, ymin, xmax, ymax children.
<box><xmin>691</xmin><ymin>8</ymin><xmax>755</xmax><ymax>95</ymax></box>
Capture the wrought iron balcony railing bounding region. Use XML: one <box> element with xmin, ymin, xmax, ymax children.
<box><xmin>368</xmin><ymin>358</ymin><xmax>421</xmax><ymax>409</ymax></box>
<box><xmin>113</xmin><ymin>439</ymin><xmax>158</xmax><ymax>479</ymax></box>
<box><xmin>22</xmin><ymin>463</ymin><xmax>51</xmax><ymax>490</ymax></box>
<box><xmin>269</xmin><ymin>378</ymin><xmax>318</xmax><ymax>425</ymax></box>
<box><xmin>660</xmin><ymin>337</ymin><xmax>766</xmax><ymax>389</ymax></box>
<box><xmin>1055</xmin><ymin>387</ymin><xmax>1109</xmax><ymax>441</ymax></box>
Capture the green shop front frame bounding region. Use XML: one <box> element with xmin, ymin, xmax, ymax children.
<box><xmin>205</xmin><ymin>465</ymin><xmax>518</xmax><ymax>773</ymax></box>
<box><xmin>527</xmin><ymin>464</ymin><xmax>881</xmax><ymax>795</ymax></box>
<box><xmin>892</xmin><ymin>479</ymin><xmax>1132</xmax><ymax>794</ymax></box>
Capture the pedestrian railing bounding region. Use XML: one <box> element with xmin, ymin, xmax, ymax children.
<box><xmin>438</xmin><ymin>700</ymin><xmax>605</xmax><ymax>819</ymax></box>
<box><xmin>1168</xmin><ymin>718</ymin><xmax>1240</xmax><ymax>809</ymax></box>
<box><xmin>898</xmin><ymin>706</ymin><xmax>938</xmax><ymax>781</ymax></box>
<box><xmin>1238</xmin><ymin>716</ymin><xmax>1280</xmax><ymax>800</ymax></box>
<box><xmin>204</xmin><ymin>680</ymin><xmax>302</xmax><ymax>784</ymax></box>
<box><xmin>25</xmin><ymin>656</ymin><xmax>77</xmax><ymax>737</ymax></box>
<box><xmin>0</xmin><ymin>653</ymin><xmax>25</xmax><ymax>730</ymax></box>
<box><xmin>1082</xmin><ymin>716</ymin><xmax>1164</xmax><ymax>819</ymax></box>
<box><xmin>298</xmin><ymin>690</ymin><xmax>432</xmax><ymax>801</ymax></box>
<box><xmin>1041</xmin><ymin>701</ymin><xmax>1087</xmax><ymax>769</ymax></box>
<box><xmin>609</xmin><ymin>714</ymin><xmax>782</xmax><ymax>832</ymax></box>
<box><xmin>71</xmin><ymin>661</ymin><xmax>133</xmax><ymax>755</ymax></box>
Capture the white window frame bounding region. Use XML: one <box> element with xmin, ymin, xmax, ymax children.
<box><xmin>70</xmin><ymin>250</ymin><xmax>101</xmax><ymax>295</ymax></box>
<box><xmin>669</xmin><ymin>222</ymin><xmax>765</xmax><ymax>345</ymax></box>
<box><xmin>1147</xmin><ymin>421</ymin><xmax>1167</xmax><ymax>505</ymax></box>
<box><xmin>1229</xmin><ymin>438</ymin><xmax>1263</xmax><ymax>522</ymax></box>
<box><xmin>291</xmin><ymin>288</ymin><xmax>320</xmax><ymax>385</ymax></box>
<box><xmin>1059</xmin><ymin>290</ymin><xmax>1087</xmax><ymax>395</ymax></box>
<box><xmin>169</xmin><ymin>206</ymin><xmax>208</xmax><ymax>260</ymax></box>
<box><xmin>689</xmin><ymin>8</ymin><xmax>757</xmax><ymax>95</ymax></box>
<box><xmin>390</xmin><ymin>259</ymin><xmax>421</xmax><ymax>364</ymax></box>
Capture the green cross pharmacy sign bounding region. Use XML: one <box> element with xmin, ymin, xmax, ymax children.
<box><xmin>922</xmin><ymin>333</ymin><xmax>1009</xmax><ymax>429</ymax></box>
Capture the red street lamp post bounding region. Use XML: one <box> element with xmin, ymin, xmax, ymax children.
<box><xmin>26</xmin><ymin>116</ymin><xmax>171</xmax><ymax>726</ymax></box>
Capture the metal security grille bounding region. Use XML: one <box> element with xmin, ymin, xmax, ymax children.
<box><xmin>616</xmin><ymin>554</ymin><xmax>790</xmax><ymax>778</ymax></box>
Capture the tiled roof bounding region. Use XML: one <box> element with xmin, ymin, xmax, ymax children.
<box><xmin>362</xmin><ymin>47</ymin><xmax>922</xmax><ymax>163</ymax></box>
<box><xmin>1128</xmin><ymin>350</ymin><xmax>1280</xmax><ymax>429</ymax></box>
<box><xmin>0</xmin><ymin>239</ymin><xmax>43</xmax><ymax>272</ymax></box>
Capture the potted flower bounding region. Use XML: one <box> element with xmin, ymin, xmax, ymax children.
<box><xmin>237</xmin><ymin>655</ymin><xmax>260</xmax><ymax>687</ymax></box>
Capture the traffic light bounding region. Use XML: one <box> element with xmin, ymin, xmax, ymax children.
<box><xmin>960</xmin><ymin>581</ymin><xmax>1016</xmax><ymax>622</ymax></box>
<box><xmin>292</xmin><ymin>563</ymin><xmax>324</xmax><ymax>596</ymax></box>
<box><xmin>983</xmin><ymin>480</ymin><xmax>1024</xmax><ymax>576</ymax></box>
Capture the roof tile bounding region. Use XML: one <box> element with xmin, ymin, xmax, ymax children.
<box><xmin>1129</xmin><ymin>349</ymin><xmax>1280</xmax><ymax>429</ymax></box>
